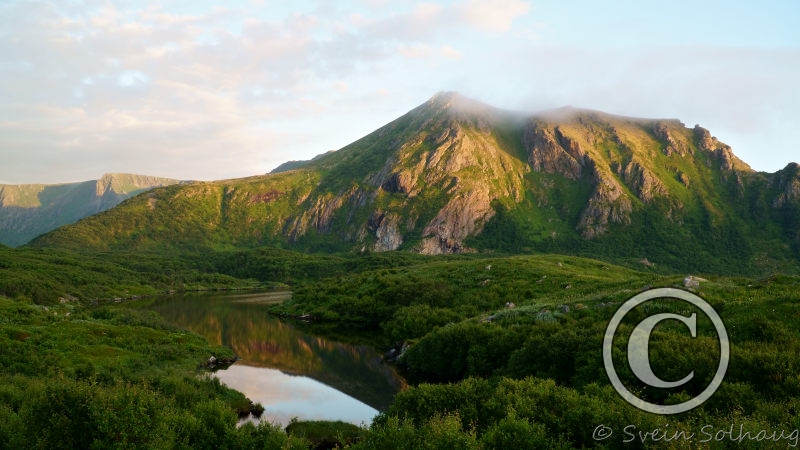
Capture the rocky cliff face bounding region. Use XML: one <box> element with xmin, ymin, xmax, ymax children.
<box><xmin>771</xmin><ymin>163</ymin><xmax>800</xmax><ymax>208</ymax></box>
<box><xmin>523</xmin><ymin>124</ymin><xmax>586</xmax><ymax>179</ymax></box>
<box><xmin>652</xmin><ymin>121</ymin><xmax>690</xmax><ymax>157</ymax></box>
<box><xmin>578</xmin><ymin>166</ymin><xmax>633</xmax><ymax>239</ymax></box>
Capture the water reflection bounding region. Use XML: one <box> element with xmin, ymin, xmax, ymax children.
<box><xmin>147</xmin><ymin>291</ymin><xmax>406</xmax><ymax>425</ymax></box>
<box><xmin>217</xmin><ymin>365</ymin><xmax>378</xmax><ymax>427</ymax></box>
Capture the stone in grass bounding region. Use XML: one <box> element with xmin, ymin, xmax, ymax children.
<box><xmin>683</xmin><ymin>275</ymin><xmax>707</xmax><ymax>289</ymax></box>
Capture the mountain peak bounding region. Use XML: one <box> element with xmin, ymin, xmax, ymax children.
<box><xmin>415</xmin><ymin>92</ymin><xmax>523</xmax><ymax>133</ymax></box>
<box><xmin>428</xmin><ymin>90</ymin><xmax>467</xmax><ymax>104</ymax></box>
<box><xmin>424</xmin><ymin>91</ymin><xmax>498</xmax><ymax>116</ymax></box>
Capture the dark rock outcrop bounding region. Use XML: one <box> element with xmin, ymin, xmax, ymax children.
<box><xmin>578</xmin><ymin>167</ymin><xmax>633</xmax><ymax>239</ymax></box>
<box><xmin>653</xmin><ymin>121</ymin><xmax>689</xmax><ymax>156</ymax></box>
<box><xmin>523</xmin><ymin>123</ymin><xmax>586</xmax><ymax>179</ymax></box>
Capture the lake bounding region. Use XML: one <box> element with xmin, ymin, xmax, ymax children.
<box><xmin>146</xmin><ymin>290</ymin><xmax>406</xmax><ymax>426</ymax></box>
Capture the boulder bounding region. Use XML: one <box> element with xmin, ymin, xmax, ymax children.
<box><xmin>683</xmin><ymin>275</ymin><xmax>707</xmax><ymax>289</ymax></box>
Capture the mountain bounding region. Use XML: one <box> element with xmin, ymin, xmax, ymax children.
<box><xmin>270</xmin><ymin>150</ymin><xmax>335</xmax><ymax>173</ymax></box>
<box><xmin>30</xmin><ymin>93</ymin><xmax>800</xmax><ymax>273</ymax></box>
<box><xmin>0</xmin><ymin>173</ymin><xmax>182</xmax><ymax>246</ymax></box>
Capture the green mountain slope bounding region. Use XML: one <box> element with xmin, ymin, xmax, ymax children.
<box><xmin>0</xmin><ymin>173</ymin><xmax>182</xmax><ymax>247</ymax></box>
<box><xmin>30</xmin><ymin>93</ymin><xmax>800</xmax><ymax>273</ymax></box>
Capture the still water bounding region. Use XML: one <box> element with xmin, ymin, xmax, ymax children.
<box><xmin>147</xmin><ymin>291</ymin><xmax>406</xmax><ymax>426</ymax></box>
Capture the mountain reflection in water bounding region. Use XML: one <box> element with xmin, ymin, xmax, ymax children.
<box><xmin>147</xmin><ymin>291</ymin><xmax>406</xmax><ymax>425</ymax></box>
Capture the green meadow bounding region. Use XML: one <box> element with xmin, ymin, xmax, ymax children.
<box><xmin>1</xmin><ymin>245</ymin><xmax>798</xmax><ymax>448</ymax></box>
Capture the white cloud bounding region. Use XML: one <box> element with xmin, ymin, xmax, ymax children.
<box><xmin>440</xmin><ymin>45</ymin><xmax>463</xmax><ymax>60</ymax></box>
<box><xmin>412</xmin><ymin>3</ymin><xmax>444</xmax><ymax>20</ymax></box>
<box><xmin>0</xmin><ymin>0</ymin><xmax>796</xmax><ymax>183</ymax></box>
<box><xmin>399</xmin><ymin>43</ymin><xmax>434</xmax><ymax>59</ymax></box>
<box><xmin>460</xmin><ymin>0</ymin><xmax>530</xmax><ymax>32</ymax></box>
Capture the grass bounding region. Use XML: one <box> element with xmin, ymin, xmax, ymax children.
<box><xmin>285</xmin><ymin>419</ymin><xmax>364</xmax><ymax>448</ymax></box>
<box><xmin>0</xmin><ymin>241</ymin><xmax>799</xmax><ymax>447</ymax></box>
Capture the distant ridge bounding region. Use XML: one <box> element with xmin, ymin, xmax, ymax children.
<box><xmin>0</xmin><ymin>173</ymin><xmax>183</xmax><ymax>246</ymax></box>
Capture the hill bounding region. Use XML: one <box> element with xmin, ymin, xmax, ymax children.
<box><xmin>30</xmin><ymin>93</ymin><xmax>800</xmax><ymax>274</ymax></box>
<box><xmin>0</xmin><ymin>173</ymin><xmax>182</xmax><ymax>246</ymax></box>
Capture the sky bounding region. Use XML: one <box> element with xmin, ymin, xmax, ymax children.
<box><xmin>1</xmin><ymin>0</ymin><xmax>798</xmax><ymax>184</ymax></box>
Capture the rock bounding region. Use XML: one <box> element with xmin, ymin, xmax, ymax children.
<box><xmin>58</xmin><ymin>294</ymin><xmax>78</xmax><ymax>304</ymax></box>
<box><xmin>577</xmin><ymin>168</ymin><xmax>633</xmax><ymax>239</ymax></box>
<box><xmin>381</xmin><ymin>171</ymin><xmax>417</xmax><ymax>195</ymax></box>
<box><xmin>289</xmin><ymin>191</ymin><xmax>347</xmax><ymax>238</ymax></box>
<box><xmin>620</xmin><ymin>160</ymin><xmax>667</xmax><ymax>204</ymax></box>
<box><xmin>771</xmin><ymin>163</ymin><xmax>800</xmax><ymax>208</ymax></box>
<box><xmin>505</xmin><ymin>302</ymin><xmax>516</xmax><ymax>309</ymax></box>
<box><xmin>714</xmin><ymin>146</ymin><xmax>750</xmax><ymax>172</ymax></box>
<box><xmin>384</xmin><ymin>341</ymin><xmax>408</xmax><ymax>362</ymax></box>
<box><xmin>652</xmin><ymin>121</ymin><xmax>689</xmax><ymax>156</ymax></box>
<box><xmin>694</xmin><ymin>125</ymin><xmax>751</xmax><ymax>172</ymax></box>
<box><xmin>557</xmin><ymin>304</ymin><xmax>570</xmax><ymax>314</ymax></box>
<box><xmin>523</xmin><ymin>124</ymin><xmax>586</xmax><ymax>180</ymax></box>
<box><xmin>205</xmin><ymin>355</ymin><xmax>238</xmax><ymax>369</ymax></box>
<box><xmin>369</xmin><ymin>211</ymin><xmax>403</xmax><ymax>251</ymax></box>
<box><xmin>683</xmin><ymin>275</ymin><xmax>707</xmax><ymax>289</ymax></box>
<box><xmin>248</xmin><ymin>190</ymin><xmax>284</xmax><ymax>204</ymax></box>
<box><xmin>398</xmin><ymin>342</ymin><xmax>410</xmax><ymax>360</ymax></box>
<box><xmin>420</xmin><ymin>187</ymin><xmax>493</xmax><ymax>254</ymax></box>
<box><xmin>678</xmin><ymin>171</ymin><xmax>691</xmax><ymax>187</ymax></box>
<box><xmin>693</xmin><ymin>125</ymin><xmax>715</xmax><ymax>152</ymax></box>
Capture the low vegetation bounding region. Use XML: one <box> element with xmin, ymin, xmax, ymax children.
<box><xmin>1</xmin><ymin>245</ymin><xmax>799</xmax><ymax>448</ymax></box>
<box><xmin>273</xmin><ymin>254</ymin><xmax>800</xmax><ymax>448</ymax></box>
